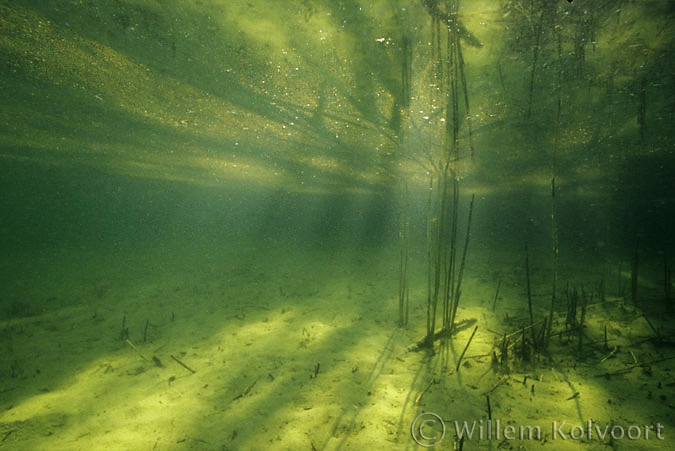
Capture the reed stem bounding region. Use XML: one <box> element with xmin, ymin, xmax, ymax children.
<box><xmin>546</xmin><ymin>177</ymin><xmax>558</xmax><ymax>347</ymax></box>
<box><xmin>492</xmin><ymin>279</ymin><xmax>502</xmax><ymax>312</ymax></box>
<box><xmin>449</xmin><ymin>193</ymin><xmax>474</xmax><ymax>334</ymax></box>
<box><xmin>665</xmin><ymin>252</ymin><xmax>672</xmax><ymax>311</ymax></box>
<box><xmin>631</xmin><ymin>246</ymin><xmax>639</xmax><ymax>303</ymax></box>
<box><xmin>525</xmin><ymin>243</ymin><xmax>535</xmax><ymax>346</ymax></box>
<box><xmin>398</xmin><ymin>183</ymin><xmax>410</xmax><ymax>327</ymax></box>
<box><xmin>578</xmin><ymin>290</ymin><xmax>589</xmax><ymax>352</ymax></box>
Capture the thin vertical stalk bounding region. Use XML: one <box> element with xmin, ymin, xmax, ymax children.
<box><xmin>456</xmin><ymin>34</ymin><xmax>474</xmax><ymax>161</ymax></box>
<box><xmin>525</xmin><ymin>243</ymin><xmax>536</xmax><ymax>347</ymax></box>
<box><xmin>492</xmin><ymin>279</ymin><xmax>502</xmax><ymax>312</ymax></box>
<box><xmin>578</xmin><ymin>290</ymin><xmax>589</xmax><ymax>352</ymax></box>
<box><xmin>631</xmin><ymin>246</ymin><xmax>639</xmax><ymax>303</ymax></box>
<box><xmin>443</xmin><ymin>175</ymin><xmax>459</xmax><ymax>332</ymax></box>
<box><xmin>426</xmin><ymin>175</ymin><xmax>441</xmax><ymax>345</ymax></box>
<box><xmin>665</xmin><ymin>252</ymin><xmax>672</xmax><ymax>311</ymax></box>
<box><xmin>526</xmin><ymin>9</ymin><xmax>541</xmax><ymax>119</ymax></box>
<box><xmin>398</xmin><ymin>183</ymin><xmax>410</xmax><ymax>327</ymax></box>
<box><xmin>426</xmin><ymin>175</ymin><xmax>434</xmax><ymax>341</ymax></box>
<box><xmin>449</xmin><ymin>193</ymin><xmax>474</xmax><ymax>334</ymax></box>
<box><xmin>546</xmin><ymin>177</ymin><xmax>558</xmax><ymax>347</ymax></box>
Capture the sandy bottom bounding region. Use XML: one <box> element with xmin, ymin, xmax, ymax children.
<box><xmin>1</xmin><ymin>237</ymin><xmax>674</xmax><ymax>450</ymax></box>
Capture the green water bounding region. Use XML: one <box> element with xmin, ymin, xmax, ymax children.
<box><xmin>0</xmin><ymin>1</ymin><xmax>673</xmax><ymax>450</ymax></box>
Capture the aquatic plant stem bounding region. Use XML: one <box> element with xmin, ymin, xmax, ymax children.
<box><xmin>525</xmin><ymin>243</ymin><xmax>535</xmax><ymax>346</ymax></box>
<box><xmin>631</xmin><ymin>246</ymin><xmax>639</xmax><ymax>303</ymax></box>
<box><xmin>449</xmin><ymin>193</ymin><xmax>474</xmax><ymax>334</ymax></box>
<box><xmin>547</xmin><ymin>177</ymin><xmax>558</xmax><ymax>347</ymax></box>
<box><xmin>398</xmin><ymin>183</ymin><xmax>410</xmax><ymax>327</ymax></box>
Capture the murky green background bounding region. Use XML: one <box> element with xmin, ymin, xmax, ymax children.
<box><xmin>1</xmin><ymin>1</ymin><xmax>674</xmax><ymax>449</ymax></box>
<box><xmin>2</xmin><ymin>1</ymin><xmax>672</xmax><ymax>259</ymax></box>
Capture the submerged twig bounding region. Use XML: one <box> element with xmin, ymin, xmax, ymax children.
<box><xmin>170</xmin><ymin>354</ymin><xmax>196</xmax><ymax>374</ymax></box>
<box><xmin>456</xmin><ymin>325</ymin><xmax>478</xmax><ymax>371</ymax></box>
<box><xmin>596</xmin><ymin>355</ymin><xmax>675</xmax><ymax>378</ymax></box>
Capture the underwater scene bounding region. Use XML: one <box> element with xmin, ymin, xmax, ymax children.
<box><xmin>1</xmin><ymin>0</ymin><xmax>674</xmax><ymax>450</ymax></box>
